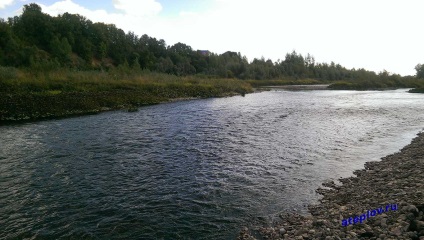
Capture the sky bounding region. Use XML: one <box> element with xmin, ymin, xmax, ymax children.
<box><xmin>0</xmin><ymin>0</ymin><xmax>423</xmax><ymax>76</ymax></box>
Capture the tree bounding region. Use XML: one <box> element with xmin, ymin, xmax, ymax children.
<box><xmin>169</xmin><ymin>42</ymin><xmax>193</xmax><ymax>57</ymax></box>
<box><xmin>155</xmin><ymin>57</ymin><xmax>174</xmax><ymax>74</ymax></box>
<box><xmin>132</xmin><ymin>56</ymin><xmax>141</xmax><ymax>72</ymax></box>
<box><xmin>12</xmin><ymin>3</ymin><xmax>54</xmax><ymax>50</ymax></box>
<box><xmin>0</xmin><ymin>18</ymin><xmax>18</xmax><ymax>65</ymax></box>
<box><xmin>50</xmin><ymin>36</ymin><xmax>72</xmax><ymax>64</ymax></box>
<box><xmin>415</xmin><ymin>64</ymin><xmax>424</xmax><ymax>79</ymax></box>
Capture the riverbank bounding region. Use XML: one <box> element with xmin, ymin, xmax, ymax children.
<box><xmin>1</xmin><ymin>66</ymin><xmax>423</xmax><ymax>123</ymax></box>
<box><xmin>0</xmin><ymin>70</ymin><xmax>252</xmax><ymax>123</ymax></box>
<box><xmin>409</xmin><ymin>88</ymin><xmax>424</xmax><ymax>93</ymax></box>
<box><xmin>0</xmin><ymin>89</ymin><xmax>248</xmax><ymax>124</ymax></box>
<box><xmin>238</xmin><ymin>132</ymin><xmax>424</xmax><ymax>239</ymax></box>
<box><xmin>328</xmin><ymin>80</ymin><xmax>424</xmax><ymax>91</ymax></box>
<box><xmin>259</xmin><ymin>84</ymin><xmax>330</xmax><ymax>90</ymax></box>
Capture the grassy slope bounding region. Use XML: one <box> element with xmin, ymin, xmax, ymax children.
<box><xmin>0</xmin><ymin>67</ymin><xmax>253</xmax><ymax>122</ymax></box>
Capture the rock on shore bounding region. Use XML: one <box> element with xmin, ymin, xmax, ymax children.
<box><xmin>238</xmin><ymin>132</ymin><xmax>424</xmax><ymax>240</ymax></box>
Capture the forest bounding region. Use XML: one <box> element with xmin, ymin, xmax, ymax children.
<box><xmin>1</xmin><ymin>4</ymin><xmax>423</xmax><ymax>83</ymax></box>
<box><xmin>1</xmin><ymin>3</ymin><xmax>424</xmax><ymax>121</ymax></box>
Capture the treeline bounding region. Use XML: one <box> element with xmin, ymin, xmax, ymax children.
<box><xmin>1</xmin><ymin>3</ymin><xmax>424</xmax><ymax>88</ymax></box>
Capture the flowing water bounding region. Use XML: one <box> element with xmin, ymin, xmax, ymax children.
<box><xmin>1</xmin><ymin>89</ymin><xmax>424</xmax><ymax>239</ymax></box>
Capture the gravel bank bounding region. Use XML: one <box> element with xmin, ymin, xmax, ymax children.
<box><xmin>260</xmin><ymin>85</ymin><xmax>330</xmax><ymax>90</ymax></box>
<box><xmin>238</xmin><ymin>132</ymin><xmax>424</xmax><ymax>240</ymax></box>
<box><xmin>0</xmin><ymin>90</ymin><xmax>248</xmax><ymax>124</ymax></box>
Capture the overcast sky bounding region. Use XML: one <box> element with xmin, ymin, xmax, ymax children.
<box><xmin>1</xmin><ymin>0</ymin><xmax>423</xmax><ymax>76</ymax></box>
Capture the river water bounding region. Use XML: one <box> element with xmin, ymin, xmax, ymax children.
<box><xmin>1</xmin><ymin>89</ymin><xmax>424</xmax><ymax>239</ymax></box>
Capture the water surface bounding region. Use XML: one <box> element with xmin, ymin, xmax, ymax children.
<box><xmin>1</xmin><ymin>89</ymin><xmax>423</xmax><ymax>239</ymax></box>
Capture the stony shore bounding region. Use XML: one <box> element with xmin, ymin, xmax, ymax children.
<box><xmin>0</xmin><ymin>90</ymin><xmax>247</xmax><ymax>124</ymax></box>
<box><xmin>260</xmin><ymin>85</ymin><xmax>330</xmax><ymax>90</ymax></box>
<box><xmin>238</xmin><ymin>132</ymin><xmax>424</xmax><ymax>240</ymax></box>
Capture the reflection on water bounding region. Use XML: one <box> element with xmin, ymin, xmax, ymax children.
<box><xmin>1</xmin><ymin>89</ymin><xmax>423</xmax><ymax>239</ymax></box>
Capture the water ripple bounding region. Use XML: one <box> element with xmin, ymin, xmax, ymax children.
<box><xmin>1</xmin><ymin>89</ymin><xmax>424</xmax><ymax>239</ymax></box>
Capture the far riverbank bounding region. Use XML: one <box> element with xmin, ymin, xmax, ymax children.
<box><xmin>2</xmin><ymin>67</ymin><xmax>423</xmax><ymax>125</ymax></box>
<box><xmin>0</xmin><ymin>71</ymin><xmax>253</xmax><ymax>124</ymax></box>
<box><xmin>259</xmin><ymin>84</ymin><xmax>330</xmax><ymax>90</ymax></box>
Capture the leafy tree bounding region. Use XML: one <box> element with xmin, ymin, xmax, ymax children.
<box><xmin>50</xmin><ymin>36</ymin><xmax>72</xmax><ymax>64</ymax></box>
<box><xmin>12</xmin><ymin>3</ymin><xmax>54</xmax><ymax>50</ymax></box>
<box><xmin>155</xmin><ymin>57</ymin><xmax>174</xmax><ymax>74</ymax></box>
<box><xmin>132</xmin><ymin>56</ymin><xmax>141</xmax><ymax>72</ymax></box>
<box><xmin>0</xmin><ymin>18</ymin><xmax>19</xmax><ymax>65</ymax></box>
<box><xmin>415</xmin><ymin>64</ymin><xmax>424</xmax><ymax>79</ymax></box>
<box><xmin>169</xmin><ymin>42</ymin><xmax>193</xmax><ymax>57</ymax></box>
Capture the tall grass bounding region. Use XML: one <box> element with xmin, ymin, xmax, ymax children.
<box><xmin>0</xmin><ymin>67</ymin><xmax>253</xmax><ymax>121</ymax></box>
<box><xmin>0</xmin><ymin>67</ymin><xmax>252</xmax><ymax>94</ymax></box>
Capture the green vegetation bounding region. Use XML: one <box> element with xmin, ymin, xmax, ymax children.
<box><xmin>1</xmin><ymin>3</ymin><xmax>421</xmax><ymax>83</ymax></box>
<box><xmin>415</xmin><ymin>64</ymin><xmax>424</xmax><ymax>79</ymax></box>
<box><xmin>1</xmin><ymin>3</ymin><xmax>424</xmax><ymax>122</ymax></box>
<box><xmin>407</xmin><ymin>65</ymin><xmax>424</xmax><ymax>92</ymax></box>
<box><xmin>409</xmin><ymin>88</ymin><xmax>424</xmax><ymax>93</ymax></box>
<box><xmin>0</xmin><ymin>67</ymin><xmax>252</xmax><ymax>122</ymax></box>
<box><xmin>0</xmin><ymin>66</ymin><xmax>251</xmax><ymax>94</ymax></box>
<box><xmin>246</xmin><ymin>79</ymin><xmax>323</xmax><ymax>87</ymax></box>
<box><xmin>328</xmin><ymin>71</ymin><xmax>424</xmax><ymax>90</ymax></box>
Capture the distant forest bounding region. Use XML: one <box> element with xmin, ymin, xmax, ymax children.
<box><xmin>1</xmin><ymin>3</ymin><xmax>424</xmax><ymax>89</ymax></box>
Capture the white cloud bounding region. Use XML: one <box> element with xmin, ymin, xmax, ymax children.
<box><xmin>33</xmin><ymin>0</ymin><xmax>167</xmax><ymax>54</ymax></box>
<box><xmin>113</xmin><ymin>0</ymin><xmax>162</xmax><ymax>16</ymax></box>
<box><xmin>179</xmin><ymin>11</ymin><xmax>198</xmax><ymax>17</ymax></box>
<box><xmin>39</xmin><ymin>0</ymin><xmax>110</xmax><ymax>23</ymax></box>
<box><xmin>0</xmin><ymin>0</ymin><xmax>15</xmax><ymax>9</ymax></box>
<box><xmin>36</xmin><ymin>0</ymin><xmax>164</xmax><ymax>39</ymax></box>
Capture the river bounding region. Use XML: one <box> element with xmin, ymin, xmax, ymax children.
<box><xmin>1</xmin><ymin>89</ymin><xmax>423</xmax><ymax>239</ymax></box>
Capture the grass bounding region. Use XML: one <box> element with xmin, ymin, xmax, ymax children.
<box><xmin>0</xmin><ymin>67</ymin><xmax>253</xmax><ymax>122</ymax></box>
<box><xmin>0</xmin><ymin>67</ymin><xmax>252</xmax><ymax>93</ymax></box>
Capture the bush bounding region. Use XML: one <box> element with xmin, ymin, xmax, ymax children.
<box><xmin>0</xmin><ymin>66</ymin><xmax>19</xmax><ymax>81</ymax></box>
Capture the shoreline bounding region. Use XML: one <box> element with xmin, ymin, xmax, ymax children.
<box><xmin>259</xmin><ymin>84</ymin><xmax>330</xmax><ymax>90</ymax></box>
<box><xmin>238</xmin><ymin>131</ymin><xmax>424</xmax><ymax>239</ymax></box>
<box><xmin>0</xmin><ymin>90</ymin><xmax>247</xmax><ymax>125</ymax></box>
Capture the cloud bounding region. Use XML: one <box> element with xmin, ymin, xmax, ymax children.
<box><xmin>112</xmin><ymin>0</ymin><xmax>162</xmax><ymax>16</ymax></box>
<box><xmin>39</xmin><ymin>0</ymin><xmax>111</xmax><ymax>23</ymax></box>
<box><xmin>179</xmin><ymin>11</ymin><xmax>198</xmax><ymax>17</ymax></box>
<box><xmin>0</xmin><ymin>0</ymin><xmax>15</xmax><ymax>9</ymax></box>
<box><xmin>37</xmin><ymin>0</ymin><xmax>164</xmax><ymax>36</ymax></box>
<box><xmin>35</xmin><ymin>0</ymin><xmax>166</xmax><ymax>49</ymax></box>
